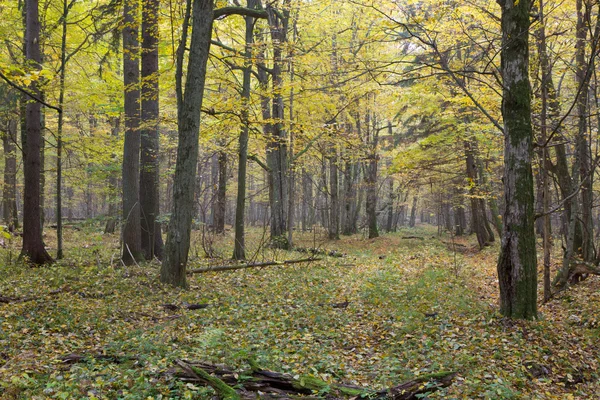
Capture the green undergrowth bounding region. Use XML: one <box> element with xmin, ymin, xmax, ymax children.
<box><xmin>1</xmin><ymin>224</ymin><xmax>600</xmax><ymax>398</ymax></box>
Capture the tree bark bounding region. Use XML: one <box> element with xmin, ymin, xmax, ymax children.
<box><xmin>265</xmin><ymin>3</ymin><xmax>290</xmax><ymax>249</ymax></box>
<box><xmin>140</xmin><ymin>0</ymin><xmax>164</xmax><ymax>260</ymax></box>
<box><xmin>465</xmin><ymin>142</ymin><xmax>493</xmax><ymax>248</ymax></box>
<box><xmin>213</xmin><ymin>149</ymin><xmax>227</xmax><ymax>234</ymax></box>
<box><xmin>496</xmin><ymin>0</ymin><xmax>537</xmax><ymax>319</ymax></box>
<box><xmin>328</xmin><ymin>145</ymin><xmax>340</xmax><ymax>240</ymax></box>
<box><xmin>2</xmin><ymin>96</ymin><xmax>18</xmax><ymax>232</ymax></box>
<box><xmin>409</xmin><ymin>195</ymin><xmax>417</xmax><ymax>228</ymax></box>
<box><xmin>161</xmin><ymin>0</ymin><xmax>215</xmax><ymax>288</ymax></box>
<box><xmin>233</xmin><ymin>0</ymin><xmax>255</xmax><ymax>260</ymax></box>
<box><xmin>20</xmin><ymin>0</ymin><xmax>53</xmax><ymax>264</ymax></box>
<box><xmin>121</xmin><ymin>0</ymin><xmax>144</xmax><ymax>264</ymax></box>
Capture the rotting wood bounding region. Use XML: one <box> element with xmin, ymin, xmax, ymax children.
<box><xmin>173</xmin><ymin>359</ymin><xmax>457</xmax><ymax>399</ymax></box>
<box><xmin>187</xmin><ymin>257</ymin><xmax>321</xmax><ymax>274</ymax></box>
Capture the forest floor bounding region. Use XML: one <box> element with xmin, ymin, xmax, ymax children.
<box><xmin>1</xmin><ymin>224</ymin><xmax>600</xmax><ymax>399</ymax></box>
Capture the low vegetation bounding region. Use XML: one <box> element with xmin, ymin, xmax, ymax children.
<box><xmin>1</xmin><ymin>225</ymin><xmax>599</xmax><ymax>399</ymax></box>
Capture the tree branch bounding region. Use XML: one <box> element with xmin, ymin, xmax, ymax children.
<box><xmin>0</xmin><ymin>70</ymin><xmax>62</xmax><ymax>113</ymax></box>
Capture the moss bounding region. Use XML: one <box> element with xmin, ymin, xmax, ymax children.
<box><xmin>189</xmin><ymin>365</ymin><xmax>241</xmax><ymax>400</ymax></box>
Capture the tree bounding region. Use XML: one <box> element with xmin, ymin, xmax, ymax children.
<box><xmin>496</xmin><ymin>0</ymin><xmax>537</xmax><ymax>319</ymax></box>
<box><xmin>140</xmin><ymin>0</ymin><xmax>164</xmax><ymax>260</ymax></box>
<box><xmin>233</xmin><ymin>0</ymin><xmax>257</xmax><ymax>260</ymax></box>
<box><xmin>0</xmin><ymin>87</ymin><xmax>19</xmax><ymax>232</ymax></box>
<box><xmin>20</xmin><ymin>0</ymin><xmax>53</xmax><ymax>265</ymax></box>
<box><xmin>122</xmin><ymin>0</ymin><xmax>144</xmax><ymax>264</ymax></box>
<box><xmin>161</xmin><ymin>0</ymin><xmax>215</xmax><ymax>287</ymax></box>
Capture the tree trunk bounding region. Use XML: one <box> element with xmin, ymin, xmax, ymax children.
<box><xmin>161</xmin><ymin>0</ymin><xmax>214</xmax><ymax>288</ymax></box>
<box><xmin>409</xmin><ymin>196</ymin><xmax>417</xmax><ymax>228</ymax></box>
<box><xmin>465</xmin><ymin>143</ymin><xmax>492</xmax><ymax>248</ymax></box>
<box><xmin>20</xmin><ymin>0</ymin><xmax>53</xmax><ymax>264</ymax></box>
<box><xmin>233</xmin><ymin>0</ymin><xmax>255</xmax><ymax>260</ymax></box>
<box><xmin>55</xmin><ymin>0</ymin><xmax>68</xmax><ymax>259</ymax></box>
<box><xmin>2</xmin><ymin>113</ymin><xmax>18</xmax><ymax>232</ymax></box>
<box><xmin>537</xmin><ymin>0</ymin><xmax>552</xmax><ymax>302</ymax></box>
<box><xmin>140</xmin><ymin>0</ymin><xmax>164</xmax><ymax>260</ymax></box>
<box><xmin>301</xmin><ymin>169</ymin><xmax>313</xmax><ymax>231</ymax></box>
<box><xmin>365</xmin><ymin>110</ymin><xmax>379</xmax><ymax>239</ymax></box>
<box><xmin>213</xmin><ymin>149</ymin><xmax>227</xmax><ymax>234</ymax></box>
<box><xmin>575</xmin><ymin>0</ymin><xmax>595</xmax><ymax>262</ymax></box>
<box><xmin>328</xmin><ymin>147</ymin><xmax>339</xmax><ymax>240</ymax></box>
<box><xmin>104</xmin><ymin>117</ymin><xmax>120</xmax><ymax>234</ymax></box>
<box><xmin>497</xmin><ymin>0</ymin><xmax>537</xmax><ymax>319</ymax></box>
<box><xmin>121</xmin><ymin>0</ymin><xmax>144</xmax><ymax>264</ymax></box>
<box><xmin>265</xmin><ymin>4</ymin><xmax>290</xmax><ymax>249</ymax></box>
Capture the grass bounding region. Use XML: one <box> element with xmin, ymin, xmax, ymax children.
<box><xmin>0</xmin><ymin>223</ymin><xmax>599</xmax><ymax>398</ymax></box>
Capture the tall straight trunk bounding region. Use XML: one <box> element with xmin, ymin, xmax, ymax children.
<box><xmin>140</xmin><ymin>0</ymin><xmax>164</xmax><ymax>259</ymax></box>
<box><xmin>213</xmin><ymin>150</ymin><xmax>227</xmax><ymax>234</ymax></box>
<box><xmin>265</xmin><ymin>4</ymin><xmax>290</xmax><ymax>248</ymax></box>
<box><xmin>121</xmin><ymin>0</ymin><xmax>143</xmax><ymax>264</ymax></box>
<box><xmin>409</xmin><ymin>196</ymin><xmax>417</xmax><ymax>227</ymax></box>
<box><xmin>55</xmin><ymin>0</ymin><xmax>68</xmax><ymax>259</ymax></box>
<box><xmin>497</xmin><ymin>0</ymin><xmax>537</xmax><ymax>319</ymax></box>
<box><xmin>161</xmin><ymin>0</ymin><xmax>214</xmax><ymax>288</ymax></box>
<box><xmin>537</xmin><ymin>0</ymin><xmax>552</xmax><ymax>301</ymax></box>
<box><xmin>365</xmin><ymin>109</ymin><xmax>379</xmax><ymax>239</ymax></box>
<box><xmin>575</xmin><ymin>0</ymin><xmax>594</xmax><ymax>262</ymax></box>
<box><xmin>328</xmin><ymin>147</ymin><xmax>339</xmax><ymax>240</ymax></box>
<box><xmin>2</xmin><ymin>115</ymin><xmax>18</xmax><ymax>231</ymax></box>
<box><xmin>20</xmin><ymin>0</ymin><xmax>53</xmax><ymax>264</ymax></box>
<box><xmin>342</xmin><ymin>161</ymin><xmax>358</xmax><ymax>235</ymax></box>
<box><xmin>319</xmin><ymin>157</ymin><xmax>329</xmax><ymax>229</ymax></box>
<box><xmin>233</xmin><ymin>0</ymin><xmax>255</xmax><ymax>260</ymax></box>
<box><xmin>104</xmin><ymin>117</ymin><xmax>120</xmax><ymax>234</ymax></box>
<box><xmin>386</xmin><ymin>178</ymin><xmax>394</xmax><ymax>232</ymax></box>
<box><xmin>301</xmin><ymin>169</ymin><xmax>312</xmax><ymax>231</ymax></box>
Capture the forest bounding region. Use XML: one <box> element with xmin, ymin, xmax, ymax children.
<box><xmin>2</xmin><ymin>0</ymin><xmax>600</xmax><ymax>397</ymax></box>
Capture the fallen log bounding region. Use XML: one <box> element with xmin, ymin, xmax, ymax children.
<box><xmin>187</xmin><ymin>257</ymin><xmax>321</xmax><ymax>274</ymax></box>
<box><xmin>60</xmin><ymin>353</ymin><xmax>138</xmax><ymax>365</ymax></box>
<box><xmin>173</xmin><ymin>359</ymin><xmax>456</xmax><ymax>399</ymax></box>
<box><xmin>401</xmin><ymin>236</ymin><xmax>425</xmax><ymax>240</ymax></box>
<box><xmin>0</xmin><ymin>286</ymin><xmax>69</xmax><ymax>304</ymax></box>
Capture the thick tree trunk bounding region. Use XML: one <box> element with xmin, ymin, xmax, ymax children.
<box><xmin>121</xmin><ymin>0</ymin><xmax>144</xmax><ymax>264</ymax></box>
<box><xmin>497</xmin><ymin>0</ymin><xmax>537</xmax><ymax>319</ymax></box>
<box><xmin>161</xmin><ymin>0</ymin><xmax>214</xmax><ymax>288</ymax></box>
<box><xmin>265</xmin><ymin>5</ymin><xmax>290</xmax><ymax>249</ymax></box>
<box><xmin>20</xmin><ymin>0</ymin><xmax>53</xmax><ymax>265</ymax></box>
<box><xmin>140</xmin><ymin>0</ymin><xmax>164</xmax><ymax>260</ymax></box>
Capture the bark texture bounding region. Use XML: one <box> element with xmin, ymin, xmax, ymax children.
<box><xmin>121</xmin><ymin>0</ymin><xmax>143</xmax><ymax>264</ymax></box>
<box><xmin>161</xmin><ymin>0</ymin><xmax>214</xmax><ymax>288</ymax></box>
<box><xmin>496</xmin><ymin>0</ymin><xmax>537</xmax><ymax>319</ymax></box>
<box><xmin>140</xmin><ymin>0</ymin><xmax>164</xmax><ymax>260</ymax></box>
<box><xmin>20</xmin><ymin>0</ymin><xmax>53</xmax><ymax>265</ymax></box>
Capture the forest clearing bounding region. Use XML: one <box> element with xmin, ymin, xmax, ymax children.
<box><xmin>1</xmin><ymin>226</ymin><xmax>599</xmax><ymax>399</ymax></box>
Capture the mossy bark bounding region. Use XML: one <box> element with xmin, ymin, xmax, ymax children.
<box><xmin>496</xmin><ymin>0</ymin><xmax>538</xmax><ymax>319</ymax></box>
